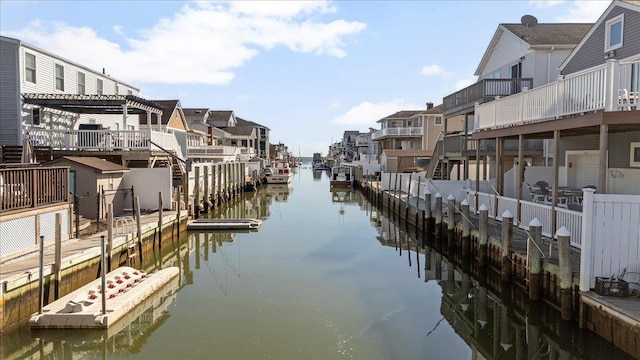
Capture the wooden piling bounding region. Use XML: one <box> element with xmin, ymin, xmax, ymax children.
<box><xmin>424</xmin><ymin>191</ymin><xmax>432</xmax><ymax>235</ymax></box>
<box><xmin>478</xmin><ymin>204</ymin><xmax>488</xmax><ymax>267</ymax></box>
<box><xmin>415</xmin><ymin>176</ymin><xmax>421</xmax><ymax>227</ymax></box>
<box><xmin>557</xmin><ymin>226</ymin><xmax>573</xmax><ymax>320</ymax></box>
<box><xmin>435</xmin><ymin>193</ymin><xmax>443</xmax><ymax>240</ymax></box>
<box><xmin>461</xmin><ymin>199</ymin><xmax>470</xmax><ymax>257</ymax></box>
<box><xmin>194</xmin><ymin>166</ymin><xmax>200</xmax><ymax>219</ymax></box>
<box><xmin>54</xmin><ymin>214</ymin><xmax>62</xmax><ymax>299</ymax></box>
<box><xmin>501</xmin><ymin>209</ymin><xmax>513</xmax><ymax>282</ymax></box>
<box><xmin>446</xmin><ymin>194</ymin><xmax>456</xmax><ymax>250</ymax></box>
<box><xmin>135</xmin><ymin>196</ymin><xmax>143</xmax><ymax>263</ymax></box>
<box><xmin>405</xmin><ymin>174</ymin><xmax>412</xmax><ymax>226</ymax></box>
<box><xmin>528</xmin><ymin>218</ymin><xmax>543</xmax><ymax>300</ymax></box>
<box><xmin>158</xmin><ymin>192</ymin><xmax>163</xmax><ymax>250</ymax></box>
<box><xmin>107</xmin><ymin>204</ymin><xmax>113</xmax><ymax>272</ymax></box>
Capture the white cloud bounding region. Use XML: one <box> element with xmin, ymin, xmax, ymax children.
<box><xmin>555</xmin><ymin>1</ymin><xmax>609</xmax><ymax>22</ymax></box>
<box><xmin>421</xmin><ymin>64</ymin><xmax>448</xmax><ymax>76</ymax></box>
<box><xmin>112</xmin><ymin>25</ymin><xmax>124</xmax><ymax>35</ymax></box>
<box><xmin>5</xmin><ymin>1</ymin><xmax>365</xmax><ymax>85</ymax></box>
<box><xmin>454</xmin><ymin>78</ymin><xmax>475</xmax><ymax>91</ymax></box>
<box><xmin>529</xmin><ymin>0</ymin><xmax>565</xmax><ymax>9</ymax></box>
<box><xmin>330</xmin><ymin>99</ymin><xmax>421</xmax><ymax>128</ymax></box>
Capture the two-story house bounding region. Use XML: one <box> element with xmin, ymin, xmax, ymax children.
<box><xmin>472</xmin><ymin>0</ymin><xmax>639</xmax><ymax>200</ymax></box>
<box><xmin>438</xmin><ymin>22</ymin><xmax>592</xmax><ymax>181</ymax></box>
<box><xmin>236</xmin><ymin>117</ymin><xmax>270</xmax><ymax>159</ymax></box>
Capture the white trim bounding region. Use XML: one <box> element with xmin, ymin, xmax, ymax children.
<box><xmin>630</xmin><ymin>142</ymin><xmax>640</xmax><ymax>167</ymax></box>
<box><xmin>604</xmin><ymin>13</ymin><xmax>624</xmax><ymax>52</ymax></box>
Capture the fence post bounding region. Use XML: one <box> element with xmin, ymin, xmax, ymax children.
<box><xmin>501</xmin><ymin>210</ymin><xmax>513</xmax><ymax>282</ymax></box>
<box><xmin>461</xmin><ymin>199</ymin><xmax>470</xmax><ymax>257</ymax></box>
<box><xmin>529</xmin><ymin>218</ymin><xmax>543</xmax><ymax>300</ymax></box>
<box><xmin>447</xmin><ymin>194</ymin><xmax>456</xmax><ymax>249</ymax></box>
<box><xmin>557</xmin><ymin>226</ymin><xmax>573</xmax><ymax>320</ymax></box>
<box><xmin>424</xmin><ymin>190</ymin><xmax>432</xmax><ymax>235</ymax></box>
<box><xmin>97</xmin><ymin>186</ymin><xmax>102</xmax><ymax>232</ymax></box>
<box><xmin>479</xmin><ymin>204</ymin><xmax>488</xmax><ymax>267</ymax></box>
<box><xmin>579</xmin><ymin>188</ymin><xmax>596</xmax><ymax>292</ymax></box>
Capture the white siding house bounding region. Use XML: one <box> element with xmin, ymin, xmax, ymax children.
<box><xmin>0</xmin><ymin>35</ymin><xmax>140</xmax><ymax>149</ymax></box>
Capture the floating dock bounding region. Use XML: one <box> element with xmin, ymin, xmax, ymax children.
<box><xmin>187</xmin><ymin>218</ymin><xmax>263</xmax><ymax>231</ymax></box>
<box><xmin>29</xmin><ymin>266</ymin><xmax>179</xmax><ymax>329</ymax></box>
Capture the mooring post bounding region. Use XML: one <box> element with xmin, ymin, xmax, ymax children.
<box><xmin>424</xmin><ymin>190</ymin><xmax>432</xmax><ymax>235</ymax></box>
<box><xmin>107</xmin><ymin>204</ymin><xmax>113</xmax><ymax>272</ymax></box>
<box><xmin>405</xmin><ymin>174</ymin><xmax>412</xmax><ymax>226</ymax></box>
<box><xmin>54</xmin><ymin>214</ymin><xmax>62</xmax><ymax>300</ymax></box>
<box><xmin>479</xmin><ymin>204</ymin><xmax>488</xmax><ymax>267</ymax></box>
<box><xmin>528</xmin><ymin>218</ymin><xmax>543</xmax><ymax>300</ymax></box>
<box><xmin>38</xmin><ymin>235</ymin><xmax>44</xmax><ymax>314</ymax></box>
<box><xmin>461</xmin><ymin>199</ymin><xmax>470</xmax><ymax>257</ymax></box>
<box><xmin>434</xmin><ymin>193</ymin><xmax>443</xmax><ymax>240</ymax></box>
<box><xmin>158</xmin><ymin>192</ymin><xmax>163</xmax><ymax>250</ymax></box>
<box><xmin>175</xmin><ymin>187</ymin><xmax>181</xmax><ymax>229</ymax></box>
<box><xmin>415</xmin><ymin>176</ymin><xmax>422</xmax><ymax>227</ymax></box>
<box><xmin>135</xmin><ymin>196</ymin><xmax>143</xmax><ymax>263</ymax></box>
<box><xmin>393</xmin><ymin>172</ymin><xmax>399</xmax><ymax>210</ymax></box>
<box><xmin>101</xmin><ymin>235</ymin><xmax>107</xmax><ymax>315</ymax></box>
<box><xmin>447</xmin><ymin>194</ymin><xmax>456</xmax><ymax>250</ymax></box>
<box><xmin>557</xmin><ymin>226</ymin><xmax>573</xmax><ymax>321</ymax></box>
<box><xmin>194</xmin><ymin>166</ymin><xmax>200</xmax><ymax>219</ymax></box>
<box><xmin>501</xmin><ymin>210</ymin><xmax>513</xmax><ymax>282</ymax></box>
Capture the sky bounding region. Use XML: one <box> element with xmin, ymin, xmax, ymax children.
<box><xmin>0</xmin><ymin>0</ymin><xmax>610</xmax><ymax>157</ymax></box>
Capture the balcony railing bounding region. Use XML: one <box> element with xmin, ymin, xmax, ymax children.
<box><xmin>475</xmin><ymin>59</ymin><xmax>639</xmax><ymax>130</ymax></box>
<box><xmin>0</xmin><ymin>166</ymin><xmax>70</xmax><ymax>212</ymax></box>
<box><xmin>371</xmin><ymin>127</ymin><xmax>423</xmax><ymax>141</ymax></box>
<box><xmin>443</xmin><ymin>78</ymin><xmax>534</xmax><ymax>116</ymax></box>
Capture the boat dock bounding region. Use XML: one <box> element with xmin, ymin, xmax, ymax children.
<box><xmin>29</xmin><ymin>266</ymin><xmax>179</xmax><ymax>329</ymax></box>
<box><xmin>187</xmin><ymin>218</ymin><xmax>262</xmax><ymax>231</ymax></box>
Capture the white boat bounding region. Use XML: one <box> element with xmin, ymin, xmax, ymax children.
<box><xmin>263</xmin><ymin>160</ymin><xmax>293</xmax><ymax>184</ymax></box>
<box><xmin>187</xmin><ymin>218</ymin><xmax>263</xmax><ymax>231</ymax></box>
<box><xmin>330</xmin><ymin>165</ymin><xmax>354</xmax><ymax>189</ymax></box>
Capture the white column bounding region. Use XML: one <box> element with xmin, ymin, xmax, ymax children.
<box><xmin>604</xmin><ymin>59</ymin><xmax>620</xmax><ymax>112</ymax></box>
<box><xmin>122</xmin><ymin>104</ymin><xmax>128</xmax><ymax>129</ymax></box>
<box><xmin>579</xmin><ymin>188</ymin><xmax>596</xmax><ymax>291</ymax></box>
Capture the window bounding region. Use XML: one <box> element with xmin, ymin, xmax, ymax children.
<box><xmin>115</xmin><ymin>83</ymin><xmax>119</xmax><ymax>94</ymax></box>
<box><xmin>127</xmin><ymin>90</ymin><xmax>133</xmax><ymax>95</ymax></box>
<box><xmin>96</xmin><ymin>78</ymin><xmax>103</xmax><ymax>95</ymax></box>
<box><xmin>605</xmin><ymin>14</ymin><xmax>624</xmax><ymax>52</ymax></box>
<box><xmin>32</xmin><ymin>108</ymin><xmax>41</xmax><ymax>125</ymax></box>
<box><xmin>77</xmin><ymin>71</ymin><xmax>85</xmax><ymax>94</ymax></box>
<box><xmin>435</xmin><ymin>116</ymin><xmax>442</xmax><ymax>125</ymax></box>
<box><xmin>25</xmin><ymin>53</ymin><xmax>36</xmax><ymax>83</ymax></box>
<box><xmin>55</xmin><ymin>64</ymin><xmax>64</xmax><ymax>91</ymax></box>
<box><xmin>631</xmin><ymin>142</ymin><xmax>640</xmax><ymax>167</ymax></box>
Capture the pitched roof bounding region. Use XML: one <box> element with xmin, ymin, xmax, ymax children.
<box><xmin>208</xmin><ymin>110</ymin><xmax>234</xmax><ymax>123</ymax></box>
<box><xmin>182</xmin><ymin>108</ymin><xmax>209</xmax><ymax>118</ymax></box>
<box><xmin>225</xmin><ymin>126</ymin><xmax>255</xmax><ymax>136</ymax></box>
<box><xmin>501</xmin><ymin>23</ymin><xmax>592</xmax><ymax>46</ymax></box>
<box><xmin>48</xmin><ymin>156</ymin><xmax>129</xmax><ymax>173</ymax></box>
<box><xmin>377</xmin><ymin>110</ymin><xmax>424</xmax><ymax>123</ymax></box>
<box><xmin>138</xmin><ymin>100</ymin><xmax>182</xmax><ymax>125</ymax></box>
<box><xmin>475</xmin><ymin>23</ymin><xmax>592</xmax><ymax>76</ymax></box>
<box><xmin>413</xmin><ymin>104</ymin><xmax>444</xmax><ymax>115</ymax></box>
<box><xmin>236</xmin><ymin>116</ymin><xmax>270</xmax><ymax>130</ymax></box>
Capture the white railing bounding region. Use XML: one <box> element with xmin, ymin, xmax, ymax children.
<box><xmin>371</xmin><ymin>127</ymin><xmax>423</xmax><ymax>140</ymax></box>
<box><xmin>475</xmin><ymin>59</ymin><xmax>638</xmax><ymax>130</ymax></box>
<box><xmin>28</xmin><ymin>129</ymin><xmax>150</xmax><ymax>150</ymax></box>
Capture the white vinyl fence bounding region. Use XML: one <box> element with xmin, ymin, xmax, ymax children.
<box><xmin>580</xmin><ymin>190</ymin><xmax>640</xmax><ymax>291</ymax></box>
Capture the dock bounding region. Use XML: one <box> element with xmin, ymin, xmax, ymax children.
<box><xmin>29</xmin><ymin>266</ymin><xmax>179</xmax><ymax>329</ymax></box>
<box><xmin>187</xmin><ymin>218</ymin><xmax>262</xmax><ymax>231</ymax></box>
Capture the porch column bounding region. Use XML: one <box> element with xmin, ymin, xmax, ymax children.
<box><xmin>147</xmin><ymin>111</ymin><xmax>153</xmax><ymax>147</ymax></box>
<box><xmin>517</xmin><ymin>135</ymin><xmax>524</xmax><ymax>222</ymax></box>
<box><xmin>475</xmin><ymin>143</ymin><xmax>480</xmax><ymax>212</ymax></box>
<box><xmin>122</xmin><ymin>104</ymin><xmax>128</xmax><ymax>129</ymax></box>
<box><xmin>496</xmin><ymin>137</ymin><xmax>502</xmax><ymax>196</ymax></box>
<box><xmin>551</xmin><ymin>130</ymin><xmax>560</xmax><ymax>236</ymax></box>
<box><xmin>604</xmin><ymin>59</ymin><xmax>620</xmax><ymax>112</ymax></box>
<box><xmin>157</xmin><ymin>111</ymin><xmax>162</xmax><ymax>132</ymax></box>
<box><xmin>598</xmin><ymin>125</ymin><xmax>608</xmax><ymax>193</ymax></box>
<box><xmin>463</xmin><ymin>112</ymin><xmax>470</xmax><ymax>180</ymax></box>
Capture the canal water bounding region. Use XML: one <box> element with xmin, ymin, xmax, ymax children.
<box><xmin>1</xmin><ymin>165</ymin><xmax>633</xmax><ymax>359</ymax></box>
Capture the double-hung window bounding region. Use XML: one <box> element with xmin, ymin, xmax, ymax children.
<box><xmin>97</xmin><ymin>78</ymin><xmax>103</xmax><ymax>95</ymax></box>
<box><xmin>605</xmin><ymin>14</ymin><xmax>624</xmax><ymax>52</ymax></box>
<box><xmin>55</xmin><ymin>64</ymin><xmax>64</xmax><ymax>91</ymax></box>
<box><xmin>435</xmin><ymin>116</ymin><xmax>442</xmax><ymax>125</ymax></box>
<box><xmin>25</xmin><ymin>53</ymin><xmax>36</xmax><ymax>83</ymax></box>
<box><xmin>77</xmin><ymin>71</ymin><xmax>86</xmax><ymax>94</ymax></box>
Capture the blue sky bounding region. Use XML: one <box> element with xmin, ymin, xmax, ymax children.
<box><xmin>0</xmin><ymin>1</ymin><xmax>609</xmax><ymax>157</ymax></box>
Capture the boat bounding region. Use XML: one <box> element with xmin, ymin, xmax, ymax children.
<box><xmin>330</xmin><ymin>165</ymin><xmax>354</xmax><ymax>189</ymax></box>
<box><xmin>187</xmin><ymin>218</ymin><xmax>263</xmax><ymax>231</ymax></box>
<box><xmin>312</xmin><ymin>152</ymin><xmax>330</xmax><ymax>171</ymax></box>
<box><xmin>263</xmin><ymin>159</ymin><xmax>293</xmax><ymax>184</ymax></box>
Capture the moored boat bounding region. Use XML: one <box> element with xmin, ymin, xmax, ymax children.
<box><xmin>329</xmin><ymin>165</ymin><xmax>353</xmax><ymax>189</ymax></box>
<box><xmin>187</xmin><ymin>218</ymin><xmax>263</xmax><ymax>230</ymax></box>
<box><xmin>263</xmin><ymin>160</ymin><xmax>293</xmax><ymax>184</ymax></box>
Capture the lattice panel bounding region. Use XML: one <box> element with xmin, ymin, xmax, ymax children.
<box><xmin>0</xmin><ymin>215</ymin><xmax>36</xmax><ymax>257</ymax></box>
<box><xmin>39</xmin><ymin>210</ymin><xmax>70</xmax><ymax>242</ymax></box>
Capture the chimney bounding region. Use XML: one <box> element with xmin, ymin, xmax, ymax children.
<box><xmin>426</xmin><ymin>102</ymin><xmax>434</xmax><ymax>110</ymax></box>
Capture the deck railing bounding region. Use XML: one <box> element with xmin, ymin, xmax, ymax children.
<box><xmin>371</xmin><ymin>127</ymin><xmax>423</xmax><ymax>140</ymax></box>
<box><xmin>0</xmin><ymin>166</ymin><xmax>70</xmax><ymax>212</ymax></box>
<box><xmin>475</xmin><ymin>59</ymin><xmax>639</xmax><ymax>130</ymax></box>
<box><xmin>443</xmin><ymin>78</ymin><xmax>534</xmax><ymax>116</ymax></box>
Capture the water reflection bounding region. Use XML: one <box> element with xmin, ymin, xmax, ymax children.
<box><xmin>370</xmin><ymin>208</ymin><xmax>633</xmax><ymax>359</ymax></box>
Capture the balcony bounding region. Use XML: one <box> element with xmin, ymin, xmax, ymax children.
<box><xmin>443</xmin><ymin>78</ymin><xmax>533</xmax><ymax>117</ymax></box>
<box><xmin>371</xmin><ymin>127</ymin><xmax>423</xmax><ymax>141</ymax></box>
<box><xmin>475</xmin><ymin>59</ymin><xmax>639</xmax><ymax>130</ymax></box>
